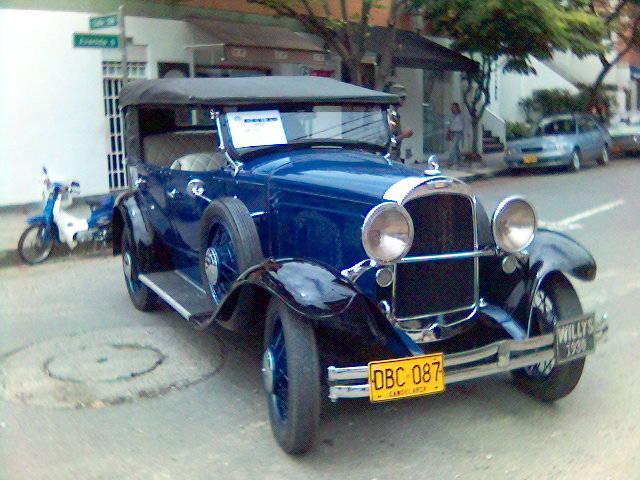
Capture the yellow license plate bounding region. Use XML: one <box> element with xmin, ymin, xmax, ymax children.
<box><xmin>368</xmin><ymin>353</ymin><xmax>445</xmax><ymax>402</ymax></box>
<box><xmin>611</xmin><ymin>146</ymin><xmax>621</xmax><ymax>153</ymax></box>
<box><xmin>522</xmin><ymin>154</ymin><xmax>538</xmax><ymax>163</ymax></box>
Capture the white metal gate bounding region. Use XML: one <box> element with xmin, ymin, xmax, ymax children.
<box><xmin>102</xmin><ymin>61</ymin><xmax>147</xmax><ymax>190</ymax></box>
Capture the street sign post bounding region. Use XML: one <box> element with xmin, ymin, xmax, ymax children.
<box><xmin>89</xmin><ymin>13</ymin><xmax>118</xmax><ymax>30</ymax></box>
<box><xmin>73</xmin><ymin>33</ymin><xmax>119</xmax><ymax>49</ymax></box>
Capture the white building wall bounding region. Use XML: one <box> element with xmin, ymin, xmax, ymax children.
<box><xmin>0</xmin><ymin>9</ymin><xmax>195</xmax><ymax>206</ymax></box>
<box><xmin>496</xmin><ymin>57</ymin><xmax>579</xmax><ymax>123</ymax></box>
<box><xmin>0</xmin><ymin>9</ymin><xmax>108</xmax><ymax>206</ymax></box>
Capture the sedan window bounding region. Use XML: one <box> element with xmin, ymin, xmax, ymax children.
<box><xmin>538</xmin><ymin>119</ymin><xmax>576</xmax><ymax>136</ymax></box>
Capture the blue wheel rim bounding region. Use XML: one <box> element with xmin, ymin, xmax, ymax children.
<box><xmin>267</xmin><ymin>317</ymin><xmax>289</xmax><ymax>421</ymax></box>
<box><xmin>204</xmin><ymin>223</ymin><xmax>239</xmax><ymax>303</ymax></box>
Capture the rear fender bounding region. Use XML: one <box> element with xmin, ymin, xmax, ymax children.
<box><xmin>111</xmin><ymin>191</ymin><xmax>153</xmax><ymax>255</ymax></box>
<box><xmin>26</xmin><ymin>215</ymin><xmax>48</xmax><ymax>225</ymax></box>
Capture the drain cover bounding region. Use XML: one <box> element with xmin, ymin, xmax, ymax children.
<box><xmin>0</xmin><ymin>326</ymin><xmax>223</xmax><ymax>408</ymax></box>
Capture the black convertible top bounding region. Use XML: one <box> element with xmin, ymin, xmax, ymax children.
<box><xmin>120</xmin><ymin>76</ymin><xmax>400</xmax><ymax>108</ymax></box>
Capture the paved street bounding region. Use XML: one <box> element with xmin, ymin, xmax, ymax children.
<box><xmin>0</xmin><ymin>159</ymin><xmax>638</xmax><ymax>480</ymax></box>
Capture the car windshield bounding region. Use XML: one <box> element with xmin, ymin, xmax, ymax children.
<box><xmin>536</xmin><ymin>118</ymin><xmax>576</xmax><ymax>136</ymax></box>
<box><xmin>223</xmin><ymin>105</ymin><xmax>389</xmax><ymax>151</ymax></box>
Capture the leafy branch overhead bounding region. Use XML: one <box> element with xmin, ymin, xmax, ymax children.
<box><xmin>247</xmin><ymin>0</ymin><xmax>421</xmax><ymax>86</ymax></box>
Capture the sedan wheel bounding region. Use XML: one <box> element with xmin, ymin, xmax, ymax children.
<box><xmin>597</xmin><ymin>146</ymin><xmax>609</xmax><ymax>165</ymax></box>
<box><xmin>569</xmin><ymin>150</ymin><xmax>581</xmax><ymax>172</ymax></box>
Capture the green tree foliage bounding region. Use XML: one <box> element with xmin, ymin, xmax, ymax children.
<box><xmin>519</xmin><ymin>87</ymin><xmax>615</xmax><ymax>122</ymax></box>
<box><xmin>247</xmin><ymin>0</ymin><xmax>421</xmax><ymax>87</ymax></box>
<box><xmin>423</xmin><ymin>0</ymin><xmax>604</xmax><ymax>153</ymax></box>
<box><xmin>560</xmin><ymin>1</ymin><xmax>640</xmax><ymax>118</ymax></box>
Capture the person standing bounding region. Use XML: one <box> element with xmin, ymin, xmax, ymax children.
<box><xmin>387</xmin><ymin>84</ymin><xmax>414</xmax><ymax>162</ymax></box>
<box><xmin>447</xmin><ymin>102</ymin><xmax>465</xmax><ymax>167</ymax></box>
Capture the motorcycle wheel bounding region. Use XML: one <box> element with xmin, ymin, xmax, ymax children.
<box><xmin>18</xmin><ymin>223</ymin><xmax>54</xmax><ymax>264</ymax></box>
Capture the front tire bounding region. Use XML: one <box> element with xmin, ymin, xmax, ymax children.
<box><xmin>263</xmin><ymin>298</ymin><xmax>321</xmax><ymax>455</ymax></box>
<box><xmin>121</xmin><ymin>224</ymin><xmax>158</xmax><ymax>311</ymax></box>
<box><xmin>512</xmin><ymin>275</ymin><xmax>585</xmax><ymax>402</ymax></box>
<box><xmin>18</xmin><ymin>223</ymin><xmax>54</xmax><ymax>264</ymax></box>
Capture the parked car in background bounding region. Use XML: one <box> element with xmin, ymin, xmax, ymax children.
<box><xmin>608</xmin><ymin>111</ymin><xmax>640</xmax><ymax>156</ymax></box>
<box><xmin>505</xmin><ymin>114</ymin><xmax>611</xmax><ymax>171</ymax></box>
<box><xmin>113</xmin><ymin>77</ymin><xmax>607</xmax><ymax>454</ymax></box>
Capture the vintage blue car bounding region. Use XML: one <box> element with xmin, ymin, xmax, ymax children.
<box><xmin>505</xmin><ymin>113</ymin><xmax>611</xmax><ymax>171</ymax></box>
<box><xmin>113</xmin><ymin>77</ymin><xmax>607</xmax><ymax>454</ymax></box>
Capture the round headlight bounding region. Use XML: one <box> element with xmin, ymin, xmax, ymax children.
<box><xmin>362</xmin><ymin>203</ymin><xmax>414</xmax><ymax>263</ymax></box>
<box><xmin>492</xmin><ymin>197</ymin><xmax>537</xmax><ymax>253</ymax></box>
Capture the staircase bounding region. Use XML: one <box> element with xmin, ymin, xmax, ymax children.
<box><xmin>482</xmin><ymin>128</ymin><xmax>505</xmax><ymax>154</ymax></box>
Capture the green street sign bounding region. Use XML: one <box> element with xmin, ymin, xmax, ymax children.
<box><xmin>73</xmin><ymin>33</ymin><xmax>119</xmax><ymax>49</ymax></box>
<box><xmin>90</xmin><ymin>13</ymin><xmax>118</xmax><ymax>30</ymax></box>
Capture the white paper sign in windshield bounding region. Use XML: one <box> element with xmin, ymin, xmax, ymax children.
<box><xmin>228</xmin><ymin>110</ymin><xmax>287</xmax><ymax>149</ymax></box>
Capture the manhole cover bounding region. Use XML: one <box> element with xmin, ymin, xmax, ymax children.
<box><xmin>0</xmin><ymin>326</ymin><xmax>223</xmax><ymax>408</ymax></box>
<box><xmin>46</xmin><ymin>344</ymin><xmax>164</xmax><ymax>383</ymax></box>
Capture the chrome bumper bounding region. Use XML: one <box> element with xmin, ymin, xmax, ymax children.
<box><xmin>327</xmin><ymin>313</ymin><xmax>608</xmax><ymax>401</ymax></box>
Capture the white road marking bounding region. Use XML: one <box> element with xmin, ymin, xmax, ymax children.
<box><xmin>539</xmin><ymin>199</ymin><xmax>625</xmax><ymax>231</ymax></box>
<box><xmin>556</xmin><ymin>199</ymin><xmax>625</xmax><ymax>226</ymax></box>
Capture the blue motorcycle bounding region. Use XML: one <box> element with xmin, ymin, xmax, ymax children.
<box><xmin>17</xmin><ymin>167</ymin><xmax>114</xmax><ymax>264</ymax></box>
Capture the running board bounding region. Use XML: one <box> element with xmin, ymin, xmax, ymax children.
<box><xmin>138</xmin><ymin>271</ymin><xmax>214</xmax><ymax>324</ymax></box>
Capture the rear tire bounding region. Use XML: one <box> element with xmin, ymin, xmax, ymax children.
<box><xmin>512</xmin><ymin>275</ymin><xmax>585</xmax><ymax>402</ymax></box>
<box><xmin>263</xmin><ymin>298</ymin><xmax>321</xmax><ymax>455</ymax></box>
<box><xmin>121</xmin><ymin>224</ymin><xmax>158</xmax><ymax>311</ymax></box>
<box><xmin>18</xmin><ymin>223</ymin><xmax>54</xmax><ymax>264</ymax></box>
<box><xmin>568</xmin><ymin>150</ymin><xmax>581</xmax><ymax>172</ymax></box>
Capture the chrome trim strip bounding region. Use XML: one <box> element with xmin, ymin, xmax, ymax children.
<box><xmin>398</xmin><ymin>249</ymin><xmax>495</xmax><ymax>263</ymax></box>
<box><xmin>327</xmin><ymin>315</ymin><xmax>606</xmax><ymax>401</ymax></box>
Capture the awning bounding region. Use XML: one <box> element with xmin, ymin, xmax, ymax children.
<box><xmin>187</xmin><ymin>19</ymin><xmax>330</xmax><ymax>66</ymax></box>
<box><xmin>366</xmin><ymin>27</ymin><xmax>478</xmax><ymax>73</ymax></box>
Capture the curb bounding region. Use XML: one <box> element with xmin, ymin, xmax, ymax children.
<box><xmin>0</xmin><ymin>245</ymin><xmax>112</xmax><ymax>269</ymax></box>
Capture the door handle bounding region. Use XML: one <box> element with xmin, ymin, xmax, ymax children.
<box><xmin>166</xmin><ymin>188</ymin><xmax>178</xmax><ymax>199</ymax></box>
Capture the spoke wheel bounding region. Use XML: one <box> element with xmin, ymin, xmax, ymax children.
<box><xmin>263</xmin><ymin>298</ymin><xmax>321</xmax><ymax>455</ymax></box>
<box><xmin>199</xmin><ymin>197</ymin><xmax>263</xmax><ymax>307</ymax></box>
<box><xmin>203</xmin><ymin>223</ymin><xmax>239</xmax><ymax>303</ymax></box>
<box><xmin>512</xmin><ymin>275</ymin><xmax>586</xmax><ymax>402</ymax></box>
<box><xmin>121</xmin><ymin>225</ymin><xmax>157</xmax><ymax>311</ymax></box>
<box><xmin>18</xmin><ymin>223</ymin><xmax>54</xmax><ymax>264</ymax></box>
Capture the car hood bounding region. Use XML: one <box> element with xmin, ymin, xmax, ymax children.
<box><xmin>250</xmin><ymin>149</ymin><xmax>429</xmax><ymax>204</ymax></box>
<box><xmin>507</xmin><ymin>134</ymin><xmax>574</xmax><ymax>150</ymax></box>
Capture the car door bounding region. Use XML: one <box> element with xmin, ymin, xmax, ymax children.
<box><xmin>575</xmin><ymin>116</ymin><xmax>595</xmax><ymax>161</ymax></box>
<box><xmin>164</xmin><ymin>155</ymin><xmax>228</xmax><ymax>270</ymax></box>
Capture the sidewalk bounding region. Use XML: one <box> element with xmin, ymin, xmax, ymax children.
<box><xmin>411</xmin><ymin>151</ymin><xmax>508</xmax><ymax>182</ymax></box>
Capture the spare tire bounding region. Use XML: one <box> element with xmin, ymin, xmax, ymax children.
<box><xmin>199</xmin><ymin>197</ymin><xmax>264</xmax><ymax>306</ymax></box>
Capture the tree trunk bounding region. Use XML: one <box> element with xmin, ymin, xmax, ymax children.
<box><xmin>470</xmin><ymin>115</ymin><xmax>480</xmax><ymax>155</ymax></box>
<box><xmin>375</xmin><ymin>25</ymin><xmax>397</xmax><ymax>90</ymax></box>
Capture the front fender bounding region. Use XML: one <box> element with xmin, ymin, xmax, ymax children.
<box><xmin>235</xmin><ymin>258</ymin><xmax>360</xmax><ymax>319</ymax></box>
<box><xmin>491</xmin><ymin>229</ymin><xmax>596</xmax><ymax>330</ymax></box>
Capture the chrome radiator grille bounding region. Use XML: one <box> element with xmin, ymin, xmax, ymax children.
<box><xmin>394</xmin><ymin>193</ymin><xmax>476</xmax><ymax>319</ymax></box>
